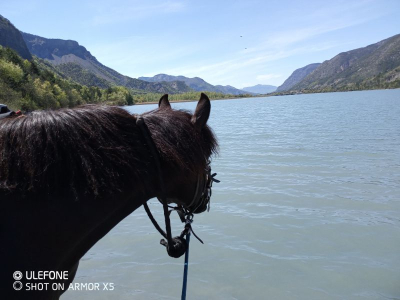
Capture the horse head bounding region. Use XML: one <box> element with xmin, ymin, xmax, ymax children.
<box><xmin>141</xmin><ymin>93</ymin><xmax>218</xmax><ymax>215</ymax></box>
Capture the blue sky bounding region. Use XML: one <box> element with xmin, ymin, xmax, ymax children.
<box><xmin>1</xmin><ymin>0</ymin><xmax>399</xmax><ymax>88</ymax></box>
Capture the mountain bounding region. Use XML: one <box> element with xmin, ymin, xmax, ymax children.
<box><xmin>291</xmin><ymin>34</ymin><xmax>400</xmax><ymax>92</ymax></box>
<box><xmin>21</xmin><ymin>32</ymin><xmax>191</xmax><ymax>94</ymax></box>
<box><xmin>214</xmin><ymin>85</ymin><xmax>250</xmax><ymax>95</ymax></box>
<box><xmin>139</xmin><ymin>74</ymin><xmax>250</xmax><ymax>95</ymax></box>
<box><xmin>276</xmin><ymin>63</ymin><xmax>320</xmax><ymax>92</ymax></box>
<box><xmin>242</xmin><ymin>84</ymin><xmax>277</xmax><ymax>94</ymax></box>
<box><xmin>0</xmin><ymin>15</ymin><xmax>31</xmax><ymax>60</ymax></box>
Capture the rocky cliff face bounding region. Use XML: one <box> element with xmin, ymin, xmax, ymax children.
<box><xmin>0</xmin><ymin>15</ymin><xmax>31</xmax><ymax>60</ymax></box>
<box><xmin>22</xmin><ymin>32</ymin><xmax>131</xmax><ymax>84</ymax></box>
<box><xmin>22</xmin><ymin>32</ymin><xmax>93</xmax><ymax>60</ymax></box>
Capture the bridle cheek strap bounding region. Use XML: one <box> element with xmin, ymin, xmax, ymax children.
<box><xmin>186</xmin><ymin>174</ymin><xmax>203</xmax><ymax>212</ymax></box>
<box><xmin>136</xmin><ymin>116</ymin><xmax>187</xmax><ymax>258</ymax></box>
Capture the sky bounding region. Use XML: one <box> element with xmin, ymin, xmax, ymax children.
<box><xmin>1</xmin><ymin>0</ymin><xmax>400</xmax><ymax>88</ymax></box>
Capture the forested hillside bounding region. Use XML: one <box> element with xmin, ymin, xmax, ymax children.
<box><xmin>0</xmin><ymin>46</ymin><xmax>135</xmax><ymax>111</ymax></box>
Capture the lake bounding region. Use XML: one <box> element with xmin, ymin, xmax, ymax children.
<box><xmin>62</xmin><ymin>89</ymin><xmax>400</xmax><ymax>300</ymax></box>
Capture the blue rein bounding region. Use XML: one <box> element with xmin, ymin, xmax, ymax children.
<box><xmin>181</xmin><ymin>230</ymin><xmax>191</xmax><ymax>300</ymax></box>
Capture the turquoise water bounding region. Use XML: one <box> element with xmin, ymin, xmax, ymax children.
<box><xmin>63</xmin><ymin>89</ymin><xmax>400</xmax><ymax>300</ymax></box>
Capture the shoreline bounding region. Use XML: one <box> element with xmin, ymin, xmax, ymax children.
<box><xmin>134</xmin><ymin>99</ymin><xmax>197</xmax><ymax>105</ymax></box>
<box><xmin>133</xmin><ymin>95</ymin><xmax>258</xmax><ymax>105</ymax></box>
<box><xmin>132</xmin><ymin>87</ymin><xmax>400</xmax><ymax>106</ymax></box>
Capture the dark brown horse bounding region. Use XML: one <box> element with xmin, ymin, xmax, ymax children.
<box><xmin>0</xmin><ymin>93</ymin><xmax>217</xmax><ymax>299</ymax></box>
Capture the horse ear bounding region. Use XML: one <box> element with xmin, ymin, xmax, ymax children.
<box><xmin>192</xmin><ymin>93</ymin><xmax>211</xmax><ymax>130</ymax></box>
<box><xmin>159</xmin><ymin>94</ymin><xmax>171</xmax><ymax>109</ymax></box>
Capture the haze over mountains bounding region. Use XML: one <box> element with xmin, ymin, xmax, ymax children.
<box><xmin>242</xmin><ymin>84</ymin><xmax>277</xmax><ymax>94</ymax></box>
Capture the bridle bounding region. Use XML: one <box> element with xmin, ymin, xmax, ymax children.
<box><xmin>182</xmin><ymin>161</ymin><xmax>218</xmax><ymax>214</ymax></box>
<box><xmin>136</xmin><ymin>115</ymin><xmax>219</xmax><ymax>258</ymax></box>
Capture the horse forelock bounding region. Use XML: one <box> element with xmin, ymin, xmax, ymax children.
<box><xmin>143</xmin><ymin>108</ymin><xmax>218</xmax><ymax>174</ymax></box>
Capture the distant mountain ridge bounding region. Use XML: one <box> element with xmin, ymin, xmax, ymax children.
<box><xmin>139</xmin><ymin>74</ymin><xmax>251</xmax><ymax>95</ymax></box>
<box><xmin>242</xmin><ymin>84</ymin><xmax>277</xmax><ymax>94</ymax></box>
<box><xmin>277</xmin><ymin>63</ymin><xmax>321</xmax><ymax>92</ymax></box>
<box><xmin>21</xmin><ymin>32</ymin><xmax>192</xmax><ymax>94</ymax></box>
<box><xmin>139</xmin><ymin>74</ymin><xmax>215</xmax><ymax>91</ymax></box>
<box><xmin>0</xmin><ymin>15</ymin><xmax>31</xmax><ymax>60</ymax></box>
<box><xmin>214</xmin><ymin>85</ymin><xmax>251</xmax><ymax>95</ymax></box>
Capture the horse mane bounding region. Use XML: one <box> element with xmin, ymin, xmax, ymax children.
<box><xmin>0</xmin><ymin>105</ymin><xmax>217</xmax><ymax>202</ymax></box>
